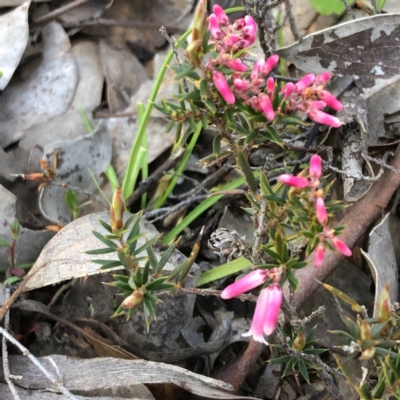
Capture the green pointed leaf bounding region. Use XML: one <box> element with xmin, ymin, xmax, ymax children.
<box><xmin>146</xmin><ymin>246</ymin><xmax>158</xmax><ymax>269</ymax></box>
<box><xmin>92</xmin><ymin>231</ymin><xmax>118</xmax><ymax>249</ymax></box>
<box><xmin>142</xmin><ymin>261</ymin><xmax>150</xmax><ymax>285</ymax></box>
<box><xmin>269</xmin><ymin>355</ymin><xmax>291</xmax><ymax>364</ymax></box>
<box><xmin>287</xmin><ymin>269</ymin><xmax>299</xmax><ymax>291</ymax></box>
<box><xmin>93</xmin><ymin>260</ymin><xmax>122</xmax><ymax>269</ymax></box>
<box><xmin>298</xmin><ymin>359</ymin><xmax>310</xmax><ymax>383</ymax></box>
<box><xmin>0</xmin><ymin>238</ymin><xmax>9</xmax><ymax>247</ymax></box>
<box><xmin>87</xmin><ymin>247</ymin><xmax>116</xmax><ymax>255</ymax></box>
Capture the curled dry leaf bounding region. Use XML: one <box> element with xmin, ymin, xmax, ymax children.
<box><xmin>361</xmin><ymin>213</ymin><xmax>398</xmax><ymax>317</ymax></box>
<box><xmin>0</xmin><ymin>21</ymin><xmax>78</xmax><ymax>148</ymax></box>
<box><xmin>22</xmin><ymin>211</ymin><xmax>173</xmax><ymax>292</ymax></box>
<box><xmin>0</xmin><ymin>1</ymin><xmax>30</xmax><ymax>90</ymax></box>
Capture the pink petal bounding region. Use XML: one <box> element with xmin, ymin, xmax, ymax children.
<box><xmin>309</xmin><ymin>154</ymin><xmax>322</xmax><ymax>179</ymax></box>
<box><xmin>280</xmin><ymin>82</ymin><xmax>294</xmax><ymax>99</ymax></box>
<box><xmin>308</xmin><ymin>109</ymin><xmax>342</xmax><ymax>128</ymax></box>
<box><xmin>314</xmin><ymin>244</ymin><xmax>326</xmax><ymax>268</ymax></box>
<box><xmin>259</xmin><ymin>94</ymin><xmax>275</xmax><ymax>121</ymax></box>
<box><xmin>318</xmin><ymin>90</ymin><xmax>343</xmax><ymax>111</ymax></box>
<box><xmin>213</xmin><ymin>4</ymin><xmax>230</xmax><ymax>25</ymax></box>
<box><xmin>279</xmin><ymin>174</ymin><xmax>309</xmax><ymax>189</ymax></box>
<box><xmin>242</xmin><ymin>287</ymin><xmax>270</xmax><ymax>345</ymax></box>
<box><xmin>294</xmin><ymin>74</ymin><xmax>315</xmax><ymax>94</ymax></box>
<box><xmin>234</xmin><ymin>78</ymin><xmax>250</xmax><ymax>91</ymax></box>
<box><xmin>251</xmin><ymin>59</ymin><xmax>265</xmax><ymax>82</ymax></box>
<box><xmin>332</xmin><ymin>237</ymin><xmax>352</xmax><ymax>257</ymax></box>
<box><xmin>221</xmin><ymin>269</ymin><xmax>269</xmax><ymax>299</ymax></box>
<box><xmin>242</xmin><ymin>15</ymin><xmax>257</xmax><ymax>39</ymax></box>
<box><xmin>315</xmin><ymin>72</ymin><xmax>331</xmax><ymax>84</ymax></box>
<box><xmin>263</xmin><ymin>284</ymin><xmax>282</xmax><ymax>336</ymax></box>
<box><xmin>212</xmin><ymin>71</ymin><xmax>235</xmax><ymax>104</ymax></box>
<box><xmin>222</xmin><ymin>35</ymin><xmax>239</xmax><ymax>50</ymax></box>
<box><xmin>225</xmin><ymin>58</ymin><xmax>248</xmax><ymax>72</ymax></box>
<box><xmin>267</xmin><ymin>77</ymin><xmax>275</xmax><ymax>95</ymax></box>
<box><xmin>261</xmin><ymin>54</ymin><xmax>279</xmax><ymax>76</ymax></box>
<box><xmin>308</xmin><ymin>100</ymin><xmax>327</xmax><ymax>110</ymax></box>
<box><xmin>209</xmin><ymin>14</ymin><xmax>223</xmax><ymax>40</ymax></box>
<box><xmin>316</xmin><ymin>197</ymin><xmax>328</xmax><ymax>225</ymax></box>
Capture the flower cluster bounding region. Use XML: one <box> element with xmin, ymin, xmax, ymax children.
<box><xmin>221</xmin><ymin>269</ymin><xmax>282</xmax><ymax>344</ymax></box>
<box><xmin>205</xmin><ymin>5</ymin><xmax>343</xmax><ymax>128</ymax></box>
<box><xmin>279</xmin><ymin>155</ymin><xmax>352</xmax><ymax>267</ymax></box>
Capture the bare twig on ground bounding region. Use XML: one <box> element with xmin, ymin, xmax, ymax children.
<box><xmin>126</xmin><ymin>148</ymin><xmax>185</xmax><ymax>207</ymax></box>
<box><xmin>340</xmin><ymin>0</ymin><xmax>357</xmax><ymax>19</ymax></box>
<box><xmin>370</xmin><ymin>0</ymin><xmax>380</xmax><ymax>13</ymax></box>
<box><xmin>0</xmin><ymin>327</ymin><xmax>78</xmax><ymax>399</ymax></box>
<box><xmin>32</xmin><ymin>0</ymin><xmax>90</xmax><ymax>26</ymax></box>
<box><xmin>251</xmin><ymin>198</ymin><xmax>267</xmax><ymax>264</ymax></box>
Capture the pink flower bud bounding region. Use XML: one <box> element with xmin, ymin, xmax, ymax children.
<box><xmin>315</xmin><ymin>72</ymin><xmax>331</xmax><ymax>84</ymax></box>
<box><xmin>225</xmin><ymin>58</ymin><xmax>248</xmax><ymax>72</ymax></box>
<box><xmin>316</xmin><ymin>197</ymin><xmax>328</xmax><ymax>225</ymax></box>
<box><xmin>110</xmin><ymin>186</ymin><xmax>125</xmax><ymax>233</ymax></box>
<box><xmin>120</xmin><ymin>292</ymin><xmax>143</xmax><ymax>309</ymax></box>
<box><xmin>263</xmin><ymin>284</ymin><xmax>282</xmax><ymax>336</ymax></box>
<box><xmin>261</xmin><ymin>54</ymin><xmax>279</xmax><ymax>76</ymax></box>
<box><xmin>251</xmin><ymin>59</ymin><xmax>264</xmax><ymax>82</ymax></box>
<box><xmin>242</xmin><ymin>15</ymin><xmax>257</xmax><ymax>39</ymax></box>
<box><xmin>308</xmin><ymin>109</ymin><xmax>342</xmax><ymax>128</ymax></box>
<box><xmin>192</xmin><ymin>0</ymin><xmax>208</xmax><ymax>42</ymax></box>
<box><xmin>308</xmin><ymin>100</ymin><xmax>326</xmax><ymax>110</ymax></box>
<box><xmin>234</xmin><ymin>78</ymin><xmax>250</xmax><ymax>91</ymax></box>
<box><xmin>331</xmin><ymin>237</ymin><xmax>352</xmax><ymax>257</ymax></box>
<box><xmin>314</xmin><ymin>244</ymin><xmax>325</xmax><ymax>268</ymax></box>
<box><xmin>279</xmin><ymin>174</ymin><xmax>309</xmax><ymax>188</ymax></box>
<box><xmin>213</xmin><ymin>4</ymin><xmax>230</xmax><ymax>26</ymax></box>
<box><xmin>209</xmin><ymin>14</ymin><xmax>223</xmax><ymax>40</ymax></box>
<box><xmin>267</xmin><ymin>77</ymin><xmax>275</xmax><ymax>95</ymax></box>
<box><xmin>294</xmin><ymin>74</ymin><xmax>315</xmax><ymax>94</ymax></box>
<box><xmin>221</xmin><ymin>269</ymin><xmax>269</xmax><ymax>299</ymax></box>
<box><xmin>259</xmin><ymin>94</ymin><xmax>275</xmax><ymax>121</ymax></box>
<box><xmin>309</xmin><ymin>154</ymin><xmax>322</xmax><ymax>179</ymax></box>
<box><xmin>280</xmin><ymin>82</ymin><xmax>294</xmax><ymax>99</ymax></box>
<box><xmin>222</xmin><ymin>35</ymin><xmax>239</xmax><ymax>50</ymax></box>
<box><xmin>212</xmin><ymin>71</ymin><xmax>235</xmax><ymax>104</ymax></box>
<box><xmin>318</xmin><ymin>90</ymin><xmax>343</xmax><ymax>111</ymax></box>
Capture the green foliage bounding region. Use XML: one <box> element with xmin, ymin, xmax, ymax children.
<box><xmin>309</xmin><ymin>0</ymin><xmax>355</xmax><ymax>15</ymax></box>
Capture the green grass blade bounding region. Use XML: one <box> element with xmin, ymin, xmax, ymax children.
<box><xmin>197</xmin><ymin>257</ymin><xmax>252</xmax><ymax>286</ymax></box>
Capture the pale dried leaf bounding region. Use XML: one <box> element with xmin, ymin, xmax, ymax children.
<box><xmin>0</xmin><ymin>22</ymin><xmax>78</xmax><ymax>148</ymax></box>
<box><xmin>361</xmin><ymin>213</ymin><xmax>398</xmax><ymax>317</ymax></box>
<box><xmin>22</xmin><ymin>211</ymin><xmax>173</xmax><ymax>292</ymax></box>
<box><xmin>0</xmin><ymin>1</ymin><xmax>30</xmax><ymax>90</ymax></box>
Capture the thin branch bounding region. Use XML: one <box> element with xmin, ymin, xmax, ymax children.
<box><xmin>0</xmin><ymin>327</ymin><xmax>78</xmax><ymax>399</ymax></box>
<box><xmin>284</xmin><ymin>0</ymin><xmax>300</xmax><ymax>41</ymax></box>
<box><xmin>159</xmin><ymin>26</ymin><xmax>188</xmax><ymax>93</ymax></box>
<box><xmin>251</xmin><ymin>198</ymin><xmax>267</xmax><ymax>264</ymax></box>
<box><xmin>370</xmin><ymin>0</ymin><xmax>380</xmax><ymax>13</ymax></box>
<box><xmin>32</xmin><ymin>0</ymin><xmax>90</xmax><ymax>26</ymax></box>
<box><xmin>340</xmin><ymin>0</ymin><xmax>356</xmax><ymax>19</ymax></box>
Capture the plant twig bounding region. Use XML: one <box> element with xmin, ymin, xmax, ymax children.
<box><xmin>159</xmin><ymin>26</ymin><xmax>189</xmax><ymax>93</ymax></box>
<box><xmin>251</xmin><ymin>198</ymin><xmax>267</xmax><ymax>264</ymax></box>
<box><xmin>32</xmin><ymin>0</ymin><xmax>90</xmax><ymax>26</ymax></box>
<box><xmin>341</xmin><ymin>0</ymin><xmax>357</xmax><ymax>19</ymax></box>
<box><xmin>284</xmin><ymin>0</ymin><xmax>300</xmax><ymax>41</ymax></box>
<box><xmin>0</xmin><ymin>327</ymin><xmax>78</xmax><ymax>399</ymax></box>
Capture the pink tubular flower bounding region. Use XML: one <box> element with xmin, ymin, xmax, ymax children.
<box><xmin>261</xmin><ymin>55</ymin><xmax>279</xmax><ymax>76</ymax></box>
<box><xmin>209</xmin><ymin>14</ymin><xmax>223</xmax><ymax>39</ymax></box>
<box><xmin>280</xmin><ymin>82</ymin><xmax>294</xmax><ymax>99</ymax></box>
<box><xmin>222</xmin><ymin>35</ymin><xmax>239</xmax><ymax>50</ymax></box>
<box><xmin>318</xmin><ymin>90</ymin><xmax>343</xmax><ymax>111</ymax></box>
<box><xmin>279</xmin><ymin>174</ymin><xmax>309</xmax><ymax>189</ymax></box>
<box><xmin>233</xmin><ymin>78</ymin><xmax>250</xmax><ymax>91</ymax></box>
<box><xmin>308</xmin><ymin>100</ymin><xmax>327</xmax><ymax>110</ymax></box>
<box><xmin>221</xmin><ymin>269</ymin><xmax>269</xmax><ymax>299</ymax></box>
<box><xmin>213</xmin><ymin>4</ymin><xmax>229</xmax><ymax>26</ymax></box>
<box><xmin>225</xmin><ymin>58</ymin><xmax>247</xmax><ymax>72</ymax></box>
<box><xmin>331</xmin><ymin>237</ymin><xmax>352</xmax><ymax>257</ymax></box>
<box><xmin>308</xmin><ymin>109</ymin><xmax>342</xmax><ymax>128</ymax></box>
<box><xmin>309</xmin><ymin>154</ymin><xmax>322</xmax><ymax>179</ymax></box>
<box><xmin>251</xmin><ymin>59</ymin><xmax>265</xmax><ymax>82</ymax></box>
<box><xmin>259</xmin><ymin>94</ymin><xmax>275</xmax><ymax>121</ymax></box>
<box><xmin>212</xmin><ymin>71</ymin><xmax>235</xmax><ymax>104</ymax></box>
<box><xmin>294</xmin><ymin>73</ymin><xmax>315</xmax><ymax>94</ymax></box>
<box><xmin>267</xmin><ymin>77</ymin><xmax>275</xmax><ymax>95</ymax></box>
<box><xmin>316</xmin><ymin>197</ymin><xmax>328</xmax><ymax>225</ymax></box>
<box><xmin>263</xmin><ymin>284</ymin><xmax>282</xmax><ymax>336</ymax></box>
<box><xmin>314</xmin><ymin>244</ymin><xmax>326</xmax><ymax>268</ymax></box>
<box><xmin>315</xmin><ymin>71</ymin><xmax>331</xmax><ymax>84</ymax></box>
<box><xmin>242</xmin><ymin>15</ymin><xmax>257</xmax><ymax>39</ymax></box>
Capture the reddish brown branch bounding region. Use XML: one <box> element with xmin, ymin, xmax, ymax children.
<box><xmin>217</xmin><ymin>144</ymin><xmax>400</xmax><ymax>391</ymax></box>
